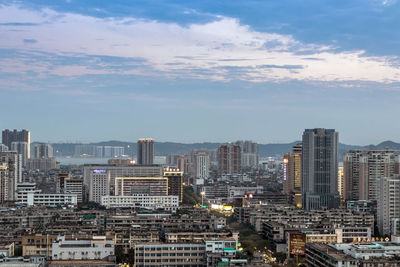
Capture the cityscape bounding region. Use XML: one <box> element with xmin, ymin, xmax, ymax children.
<box><xmin>1</xmin><ymin>128</ymin><xmax>400</xmax><ymax>266</ymax></box>
<box><xmin>2</xmin><ymin>0</ymin><xmax>400</xmax><ymax>266</ymax></box>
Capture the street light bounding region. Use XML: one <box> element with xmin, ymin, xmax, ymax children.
<box><xmin>200</xmin><ymin>191</ymin><xmax>205</xmax><ymax>207</ymax></box>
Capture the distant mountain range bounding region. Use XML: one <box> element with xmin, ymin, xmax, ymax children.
<box><xmin>33</xmin><ymin>140</ymin><xmax>400</xmax><ymax>159</ymax></box>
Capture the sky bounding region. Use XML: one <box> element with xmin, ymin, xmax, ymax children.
<box><xmin>1</xmin><ymin>0</ymin><xmax>400</xmax><ymax>145</ymax></box>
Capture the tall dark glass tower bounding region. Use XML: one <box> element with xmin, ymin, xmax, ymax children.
<box><xmin>302</xmin><ymin>128</ymin><xmax>339</xmax><ymax>210</ymax></box>
<box><xmin>137</xmin><ymin>138</ymin><xmax>154</xmax><ymax>165</ymax></box>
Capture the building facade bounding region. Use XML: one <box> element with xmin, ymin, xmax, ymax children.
<box><xmin>302</xmin><ymin>128</ymin><xmax>339</xmax><ymax>210</ymax></box>
<box><xmin>377</xmin><ymin>175</ymin><xmax>400</xmax><ymax>236</ymax></box>
<box><xmin>137</xmin><ymin>138</ymin><xmax>154</xmax><ymax>165</ymax></box>
<box><xmin>218</xmin><ymin>144</ymin><xmax>241</xmax><ymax>175</ymax></box>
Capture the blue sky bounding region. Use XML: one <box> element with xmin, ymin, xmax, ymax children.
<box><xmin>1</xmin><ymin>0</ymin><xmax>400</xmax><ymax>144</ymax></box>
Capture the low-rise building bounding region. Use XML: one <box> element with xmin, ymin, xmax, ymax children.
<box><xmin>52</xmin><ymin>235</ymin><xmax>114</xmax><ymax>261</ymax></box>
<box><xmin>134</xmin><ymin>243</ymin><xmax>206</xmax><ymax>266</ymax></box>
<box><xmin>306</xmin><ymin>243</ymin><xmax>358</xmax><ymax>267</ymax></box>
<box><xmin>101</xmin><ymin>194</ymin><xmax>179</xmax><ymax>211</ymax></box>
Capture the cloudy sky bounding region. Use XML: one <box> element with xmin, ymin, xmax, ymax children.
<box><xmin>1</xmin><ymin>0</ymin><xmax>400</xmax><ymax>144</ymax></box>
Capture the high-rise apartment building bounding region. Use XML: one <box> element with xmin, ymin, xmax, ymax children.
<box><xmin>218</xmin><ymin>144</ymin><xmax>241</xmax><ymax>175</ymax></box>
<box><xmin>343</xmin><ymin>150</ymin><xmax>396</xmax><ymax>201</ymax></box>
<box><xmin>302</xmin><ymin>128</ymin><xmax>339</xmax><ymax>210</ymax></box>
<box><xmin>193</xmin><ymin>150</ymin><xmax>210</xmax><ymax>185</ymax></box>
<box><xmin>0</xmin><ymin>164</ymin><xmax>9</xmax><ymax>203</ymax></box>
<box><xmin>137</xmin><ymin>138</ymin><xmax>154</xmax><ymax>165</ymax></box>
<box><xmin>377</xmin><ymin>175</ymin><xmax>400</xmax><ymax>236</ymax></box>
<box><xmin>64</xmin><ymin>178</ymin><xmax>84</xmax><ymax>203</ymax></box>
<box><xmin>283</xmin><ymin>144</ymin><xmax>302</xmax><ymax>207</ymax></box>
<box><xmin>0</xmin><ymin>151</ymin><xmax>22</xmax><ymax>201</ymax></box>
<box><xmin>11</xmin><ymin>141</ymin><xmax>28</xmax><ymax>167</ymax></box>
<box><xmin>88</xmin><ymin>169</ymin><xmax>111</xmax><ymax>203</ymax></box>
<box><xmin>2</xmin><ymin>129</ymin><xmax>30</xmax><ymax>158</ymax></box>
<box><xmin>34</xmin><ymin>143</ymin><xmax>53</xmax><ymax>158</ymax></box>
<box><xmin>235</xmin><ymin>140</ymin><xmax>259</xmax><ymax>169</ymax></box>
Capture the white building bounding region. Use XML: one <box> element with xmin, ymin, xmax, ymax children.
<box><xmin>194</xmin><ymin>151</ymin><xmax>210</xmax><ymax>185</ymax></box>
<box><xmin>377</xmin><ymin>175</ymin><xmax>400</xmax><ymax>236</ymax></box>
<box><xmin>18</xmin><ymin>192</ymin><xmax>77</xmax><ymax>206</ymax></box>
<box><xmin>88</xmin><ymin>169</ymin><xmax>110</xmax><ymax>203</ymax></box>
<box><xmin>52</xmin><ymin>236</ymin><xmax>114</xmax><ymax>261</ymax></box>
<box><xmin>101</xmin><ymin>194</ymin><xmax>179</xmax><ymax>211</ymax></box>
<box><xmin>64</xmin><ymin>178</ymin><xmax>84</xmax><ymax>203</ymax></box>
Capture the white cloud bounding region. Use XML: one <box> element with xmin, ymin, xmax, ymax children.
<box><xmin>1</xmin><ymin>4</ymin><xmax>400</xmax><ymax>83</ymax></box>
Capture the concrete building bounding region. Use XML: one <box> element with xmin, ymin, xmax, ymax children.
<box><xmin>163</xmin><ymin>168</ymin><xmax>183</xmax><ymax>202</ymax></box>
<box><xmin>283</xmin><ymin>143</ymin><xmax>302</xmax><ymax>207</ymax></box>
<box><xmin>134</xmin><ymin>243</ymin><xmax>206</xmax><ymax>267</ymax></box>
<box><xmin>137</xmin><ymin>138</ymin><xmax>154</xmax><ymax>165</ymax></box>
<box><xmin>52</xmin><ymin>235</ymin><xmax>114</xmax><ymax>261</ymax></box>
<box><xmin>88</xmin><ymin>169</ymin><xmax>110</xmax><ymax>203</ymax></box>
<box><xmin>193</xmin><ymin>151</ymin><xmax>210</xmax><ymax>185</ymax></box>
<box><xmin>218</xmin><ymin>144</ymin><xmax>241</xmax><ymax>175</ymax></box>
<box><xmin>21</xmin><ymin>192</ymin><xmax>77</xmax><ymax>206</ymax></box>
<box><xmin>0</xmin><ymin>151</ymin><xmax>22</xmax><ymax>201</ymax></box>
<box><xmin>83</xmin><ymin>164</ymin><xmax>163</xmax><ymax>193</ymax></box>
<box><xmin>377</xmin><ymin>175</ymin><xmax>400</xmax><ymax>236</ymax></box>
<box><xmin>22</xmin><ymin>234</ymin><xmax>57</xmax><ymax>258</ymax></box>
<box><xmin>26</xmin><ymin>158</ymin><xmax>58</xmax><ymax>171</ymax></box>
<box><xmin>101</xmin><ymin>194</ymin><xmax>179</xmax><ymax>211</ymax></box>
<box><xmin>0</xmin><ymin>164</ymin><xmax>9</xmax><ymax>203</ymax></box>
<box><xmin>34</xmin><ymin>143</ymin><xmax>53</xmax><ymax>158</ymax></box>
<box><xmin>302</xmin><ymin>128</ymin><xmax>340</xmax><ymax>210</ymax></box>
<box><xmin>64</xmin><ymin>178</ymin><xmax>84</xmax><ymax>203</ymax></box>
<box><xmin>235</xmin><ymin>140</ymin><xmax>259</xmax><ymax>170</ymax></box>
<box><xmin>343</xmin><ymin>150</ymin><xmax>396</xmax><ymax>201</ymax></box>
<box><xmin>2</xmin><ymin>129</ymin><xmax>30</xmax><ymax>159</ymax></box>
<box><xmin>11</xmin><ymin>141</ymin><xmax>28</xmax><ymax>167</ymax></box>
<box><xmin>305</xmin><ymin>243</ymin><xmax>358</xmax><ymax>267</ymax></box>
<box><xmin>115</xmin><ymin>177</ymin><xmax>168</xmax><ymax>196</ymax></box>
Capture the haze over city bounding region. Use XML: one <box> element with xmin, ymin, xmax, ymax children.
<box><xmin>1</xmin><ymin>0</ymin><xmax>400</xmax><ymax>145</ymax></box>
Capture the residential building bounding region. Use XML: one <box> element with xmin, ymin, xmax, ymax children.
<box><xmin>22</xmin><ymin>234</ymin><xmax>57</xmax><ymax>258</ymax></box>
<box><xmin>0</xmin><ymin>151</ymin><xmax>22</xmax><ymax>201</ymax></box>
<box><xmin>235</xmin><ymin>140</ymin><xmax>259</xmax><ymax>169</ymax></box>
<box><xmin>134</xmin><ymin>243</ymin><xmax>206</xmax><ymax>267</ymax></box>
<box><xmin>26</xmin><ymin>158</ymin><xmax>59</xmax><ymax>171</ymax></box>
<box><xmin>218</xmin><ymin>144</ymin><xmax>241</xmax><ymax>175</ymax></box>
<box><xmin>302</xmin><ymin>128</ymin><xmax>340</xmax><ymax>210</ymax></box>
<box><xmin>343</xmin><ymin>150</ymin><xmax>396</xmax><ymax>201</ymax></box>
<box><xmin>377</xmin><ymin>175</ymin><xmax>400</xmax><ymax>236</ymax></box>
<box><xmin>2</xmin><ymin>129</ymin><xmax>30</xmax><ymax>158</ymax></box>
<box><xmin>137</xmin><ymin>138</ymin><xmax>154</xmax><ymax>165</ymax></box>
<box><xmin>64</xmin><ymin>178</ymin><xmax>84</xmax><ymax>203</ymax></box>
<box><xmin>193</xmin><ymin>150</ymin><xmax>210</xmax><ymax>185</ymax></box>
<box><xmin>34</xmin><ymin>143</ymin><xmax>53</xmax><ymax>158</ymax></box>
<box><xmin>88</xmin><ymin>169</ymin><xmax>110</xmax><ymax>203</ymax></box>
<box><xmin>0</xmin><ymin>164</ymin><xmax>8</xmax><ymax>203</ymax></box>
<box><xmin>11</xmin><ymin>141</ymin><xmax>28</xmax><ymax>166</ymax></box>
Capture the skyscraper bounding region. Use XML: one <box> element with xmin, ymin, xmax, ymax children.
<box><xmin>11</xmin><ymin>141</ymin><xmax>28</xmax><ymax>167</ymax></box>
<box><xmin>193</xmin><ymin>150</ymin><xmax>210</xmax><ymax>185</ymax></box>
<box><xmin>34</xmin><ymin>143</ymin><xmax>54</xmax><ymax>158</ymax></box>
<box><xmin>302</xmin><ymin>128</ymin><xmax>339</xmax><ymax>210</ymax></box>
<box><xmin>0</xmin><ymin>151</ymin><xmax>22</xmax><ymax>201</ymax></box>
<box><xmin>283</xmin><ymin>143</ymin><xmax>302</xmax><ymax>207</ymax></box>
<box><xmin>2</xmin><ymin>129</ymin><xmax>30</xmax><ymax>159</ymax></box>
<box><xmin>343</xmin><ymin>150</ymin><xmax>396</xmax><ymax>201</ymax></box>
<box><xmin>235</xmin><ymin>140</ymin><xmax>259</xmax><ymax>170</ymax></box>
<box><xmin>377</xmin><ymin>175</ymin><xmax>400</xmax><ymax>236</ymax></box>
<box><xmin>137</xmin><ymin>138</ymin><xmax>154</xmax><ymax>165</ymax></box>
<box><xmin>218</xmin><ymin>144</ymin><xmax>241</xmax><ymax>175</ymax></box>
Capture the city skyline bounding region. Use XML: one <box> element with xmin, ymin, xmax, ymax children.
<box><xmin>2</xmin><ymin>0</ymin><xmax>400</xmax><ymax>144</ymax></box>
